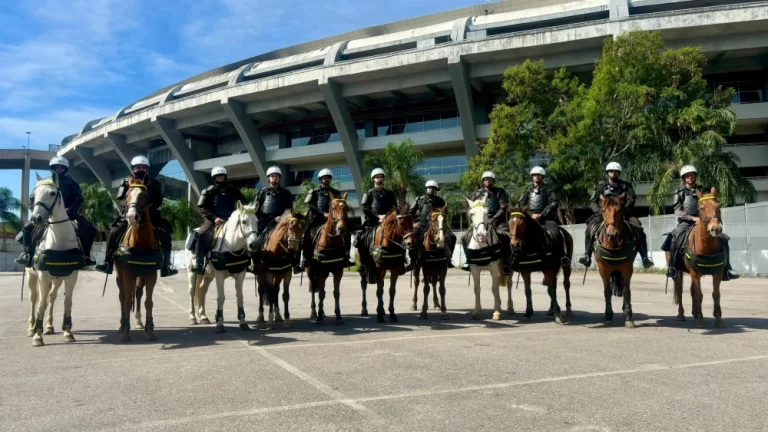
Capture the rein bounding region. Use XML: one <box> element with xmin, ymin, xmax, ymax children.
<box><xmin>380</xmin><ymin>213</ymin><xmax>413</xmax><ymax>250</ymax></box>
<box><xmin>33</xmin><ymin>182</ymin><xmax>70</xmax><ymax>225</ymax></box>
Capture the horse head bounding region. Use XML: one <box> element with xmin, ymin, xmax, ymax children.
<box><xmin>599</xmin><ymin>193</ymin><xmax>625</xmax><ymax>243</ymax></box>
<box><xmin>125</xmin><ymin>173</ymin><xmax>150</xmax><ymax>228</ymax></box>
<box><xmin>328</xmin><ymin>192</ymin><xmax>349</xmax><ymax>236</ymax></box>
<box><xmin>466</xmin><ymin>197</ymin><xmax>489</xmax><ymax>244</ymax></box>
<box><xmin>696</xmin><ymin>187</ymin><xmax>722</xmax><ymax>238</ymax></box>
<box><xmin>427</xmin><ymin>205</ymin><xmax>447</xmax><ymax>250</ymax></box>
<box><xmin>508</xmin><ymin>206</ymin><xmax>528</xmax><ymax>251</ymax></box>
<box><xmin>31</xmin><ymin>176</ymin><xmax>62</xmax><ymax>226</ymax></box>
<box><xmin>284</xmin><ymin>209</ymin><xmax>308</xmax><ymax>252</ymax></box>
<box><xmin>234</xmin><ymin>201</ymin><xmax>259</xmax><ymax>252</ymax></box>
<box><xmin>393</xmin><ymin>203</ymin><xmax>415</xmax><ymax>250</ymax></box>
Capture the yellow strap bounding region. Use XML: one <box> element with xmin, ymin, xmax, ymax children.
<box><xmin>471</xmin><ymin>202</ymin><xmax>485</xmax><ymax>208</ymax></box>
<box><xmin>698</xmin><ymin>196</ymin><xmax>716</xmax><ymax>201</ymax></box>
<box><xmin>126</xmin><ymin>260</ymin><xmax>157</xmax><ymax>265</ymax></box>
<box><xmin>518</xmin><ymin>259</ymin><xmax>541</xmax><ymax>265</ymax></box>
<box><xmin>36</xmin><ymin>180</ymin><xmax>59</xmax><ymax>189</ymax></box>
<box><xmin>129</xmin><ymin>184</ymin><xmax>147</xmax><ymax>189</ymax></box>
<box><xmin>319</xmin><ymin>257</ymin><xmax>344</xmax><ymax>264</ymax></box>
<box><xmin>226</xmin><ymin>260</ymin><xmax>250</xmax><ymax>267</ymax></box>
<box><xmin>510</xmin><ymin>212</ymin><xmax>525</xmax><ymax>217</ymax></box>
<box><xmin>332</xmin><ymin>199</ymin><xmax>347</xmax><ymax>204</ymax></box>
<box><xmin>601</xmin><ymin>256</ymin><xmax>627</xmax><ymax>261</ymax></box>
<box><xmin>267</xmin><ymin>263</ymin><xmax>292</xmax><ymax>271</ymax></box>
<box><xmin>45</xmin><ymin>262</ymin><xmax>80</xmax><ymax>266</ymax></box>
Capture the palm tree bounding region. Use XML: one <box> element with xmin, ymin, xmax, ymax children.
<box><xmin>160</xmin><ymin>198</ymin><xmax>203</xmax><ymax>240</ymax></box>
<box><xmin>362</xmin><ymin>139</ymin><xmax>425</xmax><ymax>206</ymax></box>
<box><xmin>0</xmin><ymin>187</ymin><xmax>21</xmax><ymax>249</ymax></box>
<box><xmin>239</xmin><ymin>187</ymin><xmax>258</xmax><ymax>204</ymax></box>
<box><xmin>79</xmin><ymin>183</ymin><xmax>114</xmax><ymax>239</ymax></box>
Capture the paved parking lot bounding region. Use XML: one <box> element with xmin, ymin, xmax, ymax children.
<box><xmin>1</xmin><ymin>269</ymin><xmax>767</xmax><ymax>432</ymax></box>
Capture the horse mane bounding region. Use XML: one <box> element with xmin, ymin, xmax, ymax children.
<box><xmin>601</xmin><ymin>194</ymin><xmax>622</xmax><ymax>209</ymax></box>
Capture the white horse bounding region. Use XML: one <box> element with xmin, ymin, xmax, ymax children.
<box><xmin>466</xmin><ymin>198</ymin><xmax>506</xmax><ymax>320</ymax></box>
<box><xmin>25</xmin><ymin>176</ymin><xmax>81</xmax><ymax>347</ymax></box>
<box><xmin>186</xmin><ymin>202</ymin><xmax>258</xmax><ymax>333</ymax></box>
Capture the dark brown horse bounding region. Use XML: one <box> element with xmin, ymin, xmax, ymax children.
<box><xmin>412</xmin><ymin>206</ymin><xmax>449</xmax><ymax>320</ymax></box>
<box><xmin>255</xmin><ymin>209</ymin><xmax>307</xmax><ymax>329</ymax></box>
<box><xmin>665</xmin><ymin>188</ymin><xmax>725</xmax><ymax>328</ymax></box>
<box><xmin>307</xmin><ymin>192</ymin><xmax>349</xmax><ymax>325</ymax></box>
<box><xmin>115</xmin><ymin>174</ymin><xmax>159</xmax><ymax>342</ymax></box>
<box><xmin>358</xmin><ymin>205</ymin><xmax>414</xmax><ymax>323</ymax></box>
<box><xmin>508</xmin><ymin>208</ymin><xmax>572</xmax><ymax>324</ymax></box>
<box><xmin>594</xmin><ymin>194</ymin><xmax>636</xmax><ymax>327</ymax></box>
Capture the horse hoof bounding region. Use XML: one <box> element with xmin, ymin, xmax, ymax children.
<box><xmin>389</xmin><ymin>314</ymin><xmax>399</xmax><ymax>323</ymax></box>
<box><xmin>361</xmin><ymin>309</ymin><xmax>369</xmax><ymax>317</ymax></box>
<box><xmin>555</xmin><ymin>315</ymin><xmax>567</xmax><ymax>325</ymax></box>
<box><xmin>376</xmin><ymin>315</ymin><xmax>385</xmax><ymax>324</ymax></box>
<box><xmin>200</xmin><ymin>318</ymin><xmax>211</xmax><ymax>325</ymax></box>
<box><xmin>215</xmin><ymin>324</ymin><xmax>226</xmax><ymax>334</ymax></box>
<box><xmin>419</xmin><ymin>312</ymin><xmax>427</xmax><ymax>320</ymax></box>
<box><xmin>64</xmin><ymin>334</ymin><xmax>76</xmax><ymax>343</ymax></box>
<box><xmin>507</xmin><ymin>308</ymin><xmax>515</xmax><ymax>315</ymax></box>
<box><xmin>546</xmin><ymin>310</ymin><xmax>555</xmax><ymax>317</ymax></box>
<box><xmin>117</xmin><ymin>326</ymin><xmax>123</xmax><ymax>333</ymax></box>
<box><xmin>120</xmin><ymin>332</ymin><xmax>131</xmax><ymax>343</ymax></box>
<box><xmin>440</xmin><ymin>314</ymin><xmax>449</xmax><ymax>320</ymax></box>
<box><xmin>135</xmin><ymin>322</ymin><xmax>145</xmax><ymax>330</ymax></box>
<box><xmin>492</xmin><ymin>312</ymin><xmax>501</xmax><ymax>321</ymax></box>
<box><xmin>410</xmin><ymin>304</ymin><xmax>417</xmax><ymax>311</ymax></box>
<box><xmin>32</xmin><ymin>338</ymin><xmax>44</xmax><ymax>347</ymax></box>
<box><xmin>44</xmin><ymin>328</ymin><xmax>55</xmax><ymax>335</ymax></box>
<box><xmin>695</xmin><ymin>318</ymin><xmax>705</xmax><ymax>329</ymax></box>
<box><xmin>676</xmin><ymin>314</ymin><xmax>686</xmax><ymax>322</ymax></box>
<box><xmin>471</xmin><ymin>312</ymin><xmax>481</xmax><ymax>320</ymax></box>
<box><xmin>275</xmin><ymin>317</ymin><xmax>284</xmax><ymax>323</ymax></box>
<box><xmin>625</xmin><ymin>320</ymin><xmax>636</xmax><ymax>329</ymax></box>
<box><xmin>146</xmin><ymin>332</ymin><xmax>157</xmax><ymax>342</ymax></box>
<box><xmin>715</xmin><ymin>318</ymin><xmax>725</xmax><ymax>328</ymax></box>
<box><xmin>188</xmin><ymin>318</ymin><xmax>198</xmax><ymax>325</ymax></box>
<box><xmin>522</xmin><ymin>316</ymin><xmax>532</xmax><ymax>323</ymax></box>
<box><xmin>26</xmin><ymin>329</ymin><xmax>35</xmax><ymax>337</ymax></box>
<box><xmin>309</xmin><ymin>312</ymin><xmax>317</xmax><ymax>320</ymax></box>
<box><xmin>239</xmin><ymin>323</ymin><xmax>250</xmax><ymax>331</ymax></box>
<box><xmin>566</xmin><ymin>309</ymin><xmax>574</xmax><ymax>318</ymax></box>
<box><xmin>266</xmin><ymin>323</ymin><xmax>274</xmax><ymax>330</ymax></box>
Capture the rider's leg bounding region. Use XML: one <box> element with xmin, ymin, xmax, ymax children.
<box><xmin>194</xmin><ymin>219</ymin><xmax>214</xmax><ymax>275</ymax></box>
<box><xmin>95</xmin><ymin>223</ymin><xmax>128</xmax><ymax>274</ymax></box>
<box><xmin>460</xmin><ymin>229</ymin><xmax>472</xmax><ymax>271</ymax></box>
<box><xmin>496</xmin><ymin>222</ymin><xmax>512</xmax><ymax>275</ymax></box>
<box><xmin>155</xmin><ymin>226</ymin><xmax>178</xmax><ymax>277</ymax></box>
<box><xmin>404</xmin><ymin>229</ymin><xmax>419</xmax><ymax>273</ymax></box>
<box><xmin>344</xmin><ymin>230</ymin><xmax>354</xmax><ymax>267</ymax></box>
<box><xmin>665</xmin><ymin>221</ymin><xmax>692</xmax><ymax>277</ymax></box>
<box><xmin>578</xmin><ymin>215</ymin><xmax>600</xmax><ymax>267</ymax></box>
<box><xmin>721</xmin><ymin>235</ymin><xmax>739</xmax><ymax>281</ymax></box>
<box><xmin>78</xmin><ymin>216</ymin><xmax>97</xmax><ymax>265</ymax></box>
<box><xmin>301</xmin><ymin>224</ymin><xmax>315</xmax><ymax>269</ymax></box>
<box><xmin>446</xmin><ymin>229</ymin><xmax>456</xmax><ymax>267</ymax></box>
<box><xmin>15</xmin><ymin>221</ymin><xmax>35</xmax><ymax>266</ymax></box>
<box><xmin>629</xmin><ymin>217</ymin><xmax>654</xmax><ymax>269</ymax></box>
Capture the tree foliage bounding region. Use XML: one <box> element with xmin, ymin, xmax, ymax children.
<box><xmin>79</xmin><ymin>183</ymin><xmax>114</xmax><ymax>236</ymax></box>
<box><xmin>160</xmin><ymin>198</ymin><xmax>203</xmax><ymax>240</ymax></box>
<box><xmin>362</xmin><ymin>139</ymin><xmax>425</xmax><ymax>206</ymax></box>
<box><xmin>239</xmin><ymin>187</ymin><xmax>257</xmax><ymax>204</ymax></box>
<box><xmin>0</xmin><ymin>187</ymin><xmax>21</xmax><ymax>233</ymax></box>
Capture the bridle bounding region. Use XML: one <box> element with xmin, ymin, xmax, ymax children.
<box><xmin>508</xmin><ymin>211</ymin><xmax>526</xmax><ymax>251</ymax></box>
<box><xmin>381</xmin><ymin>212</ymin><xmax>414</xmax><ymax>250</ymax></box>
<box><xmin>426</xmin><ymin>211</ymin><xmax>446</xmax><ymax>248</ymax></box>
<box><xmin>327</xmin><ymin>198</ymin><xmax>348</xmax><ymax>238</ymax></box>
<box><xmin>468</xmin><ymin>202</ymin><xmax>493</xmax><ymax>244</ymax></box>
<box><xmin>32</xmin><ymin>181</ymin><xmax>68</xmax><ymax>225</ymax></box>
<box><xmin>222</xmin><ymin>209</ymin><xmax>258</xmax><ymax>256</ymax></box>
<box><xmin>126</xmin><ymin>183</ymin><xmax>150</xmax><ymax>226</ymax></box>
<box><xmin>600</xmin><ymin>205</ymin><xmax>625</xmax><ymax>247</ymax></box>
<box><xmin>272</xmin><ymin>216</ymin><xmax>305</xmax><ymax>253</ymax></box>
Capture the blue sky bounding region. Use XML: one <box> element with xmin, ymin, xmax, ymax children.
<box><xmin>0</xmin><ymin>0</ymin><xmax>480</xmax><ymax>207</ymax></box>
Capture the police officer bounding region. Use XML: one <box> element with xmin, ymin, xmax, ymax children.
<box><xmin>194</xmin><ymin>166</ymin><xmax>246</xmax><ymax>274</ymax></box>
<box><xmin>662</xmin><ymin>165</ymin><xmax>739</xmax><ymax>280</ymax></box>
<box><xmin>517</xmin><ymin>166</ymin><xmax>560</xmax><ymax>238</ymax></box>
<box><xmin>461</xmin><ymin>171</ymin><xmax>510</xmax><ymax>272</ymax></box>
<box><xmin>578</xmin><ymin>162</ymin><xmax>653</xmax><ymax>269</ymax></box>
<box><xmin>302</xmin><ymin>168</ymin><xmax>353</xmax><ymax>269</ymax></box>
<box><xmin>253</xmin><ymin>166</ymin><xmax>294</xmax><ymax>260</ymax></box>
<box><xmin>16</xmin><ymin>156</ymin><xmax>96</xmax><ymax>266</ymax></box>
<box><xmin>409</xmin><ymin>180</ymin><xmax>456</xmax><ymax>268</ymax></box>
<box><xmin>95</xmin><ymin>156</ymin><xmax>177</xmax><ymax>277</ymax></box>
<box><xmin>357</xmin><ymin>168</ymin><xmax>398</xmax><ymax>273</ymax></box>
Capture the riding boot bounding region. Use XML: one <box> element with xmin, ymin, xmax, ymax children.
<box><xmin>301</xmin><ymin>235</ymin><xmax>313</xmax><ymax>269</ymax></box>
<box><xmin>460</xmin><ymin>231</ymin><xmax>471</xmax><ymax>271</ymax></box>
<box><xmin>578</xmin><ymin>233</ymin><xmax>593</xmax><ymax>267</ymax></box>
<box><xmin>161</xmin><ymin>247</ymin><xmax>178</xmax><ymax>277</ymax></box>
<box><xmin>666</xmin><ymin>252</ymin><xmax>678</xmax><ymax>278</ymax></box>
<box><xmin>15</xmin><ymin>225</ymin><xmax>34</xmax><ymax>267</ymax></box>
<box><xmin>637</xmin><ymin>239</ymin><xmax>654</xmax><ymax>269</ymax></box>
<box><xmin>404</xmin><ymin>249</ymin><xmax>416</xmax><ymax>273</ymax></box>
<box><xmin>293</xmin><ymin>252</ymin><xmax>303</xmax><ymax>275</ymax></box>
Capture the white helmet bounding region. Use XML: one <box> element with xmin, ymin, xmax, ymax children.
<box><xmin>370</xmin><ymin>168</ymin><xmax>385</xmax><ymax>179</ymax></box>
<box><xmin>425</xmin><ymin>180</ymin><xmax>439</xmax><ymax>190</ymax></box>
<box><xmin>605</xmin><ymin>162</ymin><xmax>622</xmax><ymax>172</ymax></box>
<box><xmin>49</xmin><ymin>156</ymin><xmax>69</xmax><ymax>170</ymax></box>
<box><xmin>680</xmin><ymin>165</ymin><xmax>697</xmax><ymax>178</ymax></box>
<box><xmin>266</xmin><ymin>166</ymin><xmax>282</xmax><ymax>177</ymax></box>
<box><xmin>530</xmin><ymin>166</ymin><xmax>546</xmax><ymax>176</ymax></box>
<box><xmin>211</xmin><ymin>166</ymin><xmax>227</xmax><ymax>177</ymax></box>
<box><xmin>131</xmin><ymin>155</ymin><xmax>150</xmax><ymax>168</ymax></box>
<box><xmin>317</xmin><ymin>168</ymin><xmax>333</xmax><ymax>180</ymax></box>
<box><xmin>481</xmin><ymin>171</ymin><xmax>495</xmax><ymax>180</ymax></box>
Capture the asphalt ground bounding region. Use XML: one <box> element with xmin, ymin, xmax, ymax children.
<box><xmin>1</xmin><ymin>269</ymin><xmax>767</xmax><ymax>432</ymax></box>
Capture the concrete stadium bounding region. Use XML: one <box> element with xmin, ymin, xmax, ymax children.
<box><xmin>57</xmin><ymin>0</ymin><xmax>768</xmax><ymax>222</ymax></box>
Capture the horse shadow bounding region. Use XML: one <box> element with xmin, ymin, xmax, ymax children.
<box><xmin>563</xmin><ymin>309</ymin><xmax>768</xmax><ymax>335</ymax></box>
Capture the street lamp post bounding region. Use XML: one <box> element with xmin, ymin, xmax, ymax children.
<box><xmin>21</xmin><ymin>132</ymin><xmax>32</xmax><ymax>223</ymax></box>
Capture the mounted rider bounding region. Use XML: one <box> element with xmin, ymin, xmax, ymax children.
<box><xmin>517</xmin><ymin>166</ymin><xmax>561</xmax><ymax>239</ymax></box>
<box><xmin>461</xmin><ymin>171</ymin><xmax>511</xmax><ymax>272</ymax></box>
<box><xmin>409</xmin><ymin>180</ymin><xmax>456</xmax><ymax>268</ymax></box>
<box><xmin>193</xmin><ymin>166</ymin><xmax>246</xmax><ymax>274</ymax></box>
<box><xmin>16</xmin><ymin>156</ymin><xmax>97</xmax><ymax>267</ymax></box>
<box><xmin>661</xmin><ymin>165</ymin><xmax>739</xmax><ymax>281</ymax></box>
<box><xmin>95</xmin><ymin>156</ymin><xmax>177</xmax><ymax>277</ymax></box>
<box><xmin>578</xmin><ymin>162</ymin><xmax>654</xmax><ymax>269</ymax></box>
<box><xmin>301</xmin><ymin>168</ymin><xmax>353</xmax><ymax>269</ymax></box>
<box><xmin>253</xmin><ymin>166</ymin><xmax>294</xmax><ymax>266</ymax></box>
<box><xmin>356</xmin><ymin>168</ymin><xmax>400</xmax><ymax>274</ymax></box>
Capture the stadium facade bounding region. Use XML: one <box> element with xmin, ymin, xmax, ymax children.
<box><xmin>58</xmin><ymin>0</ymin><xmax>768</xmax><ymax>221</ymax></box>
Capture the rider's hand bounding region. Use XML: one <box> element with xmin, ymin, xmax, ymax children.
<box><xmin>532</xmin><ymin>214</ymin><xmax>541</xmax><ymax>221</ymax></box>
<box><xmin>413</xmin><ymin>222</ymin><xmax>421</xmax><ymax>229</ymax></box>
<box><xmin>378</xmin><ymin>215</ymin><xmax>386</xmax><ymax>223</ymax></box>
<box><xmin>324</xmin><ymin>213</ymin><xmax>329</xmax><ymax>218</ymax></box>
<box><xmin>214</xmin><ymin>217</ymin><xmax>224</xmax><ymax>225</ymax></box>
<box><xmin>691</xmin><ymin>216</ymin><xmax>700</xmax><ymax>223</ymax></box>
<box><xmin>275</xmin><ymin>216</ymin><xmax>282</xmax><ymax>222</ymax></box>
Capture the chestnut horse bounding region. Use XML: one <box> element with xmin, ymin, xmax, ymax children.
<box><xmin>665</xmin><ymin>188</ymin><xmax>725</xmax><ymax>328</ymax></box>
<box><xmin>594</xmin><ymin>194</ymin><xmax>636</xmax><ymax>327</ymax></box>
<box><xmin>255</xmin><ymin>209</ymin><xmax>307</xmax><ymax>329</ymax></box>
<box><xmin>307</xmin><ymin>192</ymin><xmax>349</xmax><ymax>325</ymax></box>
<box><xmin>115</xmin><ymin>174</ymin><xmax>159</xmax><ymax>342</ymax></box>
<box><xmin>412</xmin><ymin>207</ymin><xmax>450</xmax><ymax>320</ymax></box>
<box><xmin>358</xmin><ymin>206</ymin><xmax>414</xmax><ymax>323</ymax></box>
<box><xmin>507</xmin><ymin>208</ymin><xmax>572</xmax><ymax>324</ymax></box>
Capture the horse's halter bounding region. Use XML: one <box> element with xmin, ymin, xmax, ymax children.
<box><xmin>280</xmin><ymin>216</ymin><xmax>306</xmax><ymax>252</ymax></box>
<box><xmin>229</xmin><ymin>208</ymin><xmax>258</xmax><ymax>254</ymax></box>
<box><xmin>468</xmin><ymin>202</ymin><xmax>492</xmax><ymax>244</ymax></box>
<box><xmin>508</xmin><ymin>211</ymin><xmax>525</xmax><ymax>250</ymax></box>
<box><xmin>600</xmin><ymin>202</ymin><xmax>624</xmax><ymax>245</ymax></box>
<box><xmin>126</xmin><ymin>184</ymin><xmax>150</xmax><ymax>226</ymax></box>
<box><xmin>427</xmin><ymin>211</ymin><xmax>446</xmax><ymax>248</ymax></box>
<box><xmin>382</xmin><ymin>212</ymin><xmax>414</xmax><ymax>250</ymax></box>
<box><xmin>697</xmin><ymin>196</ymin><xmax>722</xmax><ymax>237</ymax></box>
<box><xmin>328</xmin><ymin>198</ymin><xmax>348</xmax><ymax>237</ymax></box>
<box><xmin>32</xmin><ymin>181</ymin><xmax>67</xmax><ymax>225</ymax></box>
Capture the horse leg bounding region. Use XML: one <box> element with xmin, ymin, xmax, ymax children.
<box><xmin>333</xmin><ymin>269</ymin><xmax>344</xmax><ymax>325</ymax></box>
<box><xmin>32</xmin><ymin>274</ymin><xmax>52</xmax><ymax>346</ymax></box>
<box><xmin>674</xmin><ymin>274</ymin><xmax>685</xmax><ymax>321</ymax></box>
<box><xmin>411</xmin><ymin>264</ymin><xmax>420</xmax><ymax>311</ymax></box>
<box><xmin>281</xmin><ymin>274</ymin><xmax>291</xmax><ymax>328</ymax></box>
<box><xmin>563</xmin><ymin>266</ymin><xmax>573</xmax><ymax>317</ymax></box>
<box><xmin>419</xmin><ymin>270</ymin><xmax>430</xmax><ymax>320</ymax></box>
<box><xmin>471</xmin><ymin>265</ymin><xmax>482</xmax><ymax>320</ymax></box>
<box><xmin>691</xmin><ymin>273</ymin><xmax>705</xmax><ymax>328</ymax></box>
<box><xmin>188</xmin><ymin>271</ymin><xmax>198</xmax><ymax>325</ymax></box>
<box><xmin>522</xmin><ymin>272</ymin><xmax>533</xmax><ymax>322</ymax></box>
<box><xmin>491</xmin><ymin>265</ymin><xmax>502</xmax><ymax>321</ymax></box>
<box><xmin>623</xmin><ymin>271</ymin><xmax>635</xmax><ymax>328</ymax></box>
<box><xmin>134</xmin><ymin>279</ymin><xmax>145</xmax><ymax>330</ymax></box>
<box><xmin>506</xmin><ymin>274</ymin><xmax>515</xmax><ymax>314</ymax></box>
<box><xmin>61</xmin><ymin>274</ymin><xmax>77</xmax><ymax>343</ymax></box>
<box><xmin>433</xmin><ymin>268</ymin><xmax>441</xmax><ymax>310</ymax></box>
<box><xmin>546</xmin><ymin>270</ymin><xmax>565</xmax><ymax>325</ymax></box>
<box><xmin>388</xmin><ymin>272</ymin><xmax>399</xmax><ymax>323</ymax></box>
<box><xmin>214</xmin><ymin>271</ymin><xmax>226</xmax><ymax>333</ymax></box>
<box><xmin>310</xmin><ymin>287</ymin><xmax>318</xmax><ymax>320</ymax></box>
<box><xmin>236</xmin><ymin>272</ymin><xmax>249</xmax><ymax>331</ymax></box>
<box><xmin>360</xmin><ymin>273</ymin><xmax>369</xmax><ymax>317</ymax></box>
<box><xmin>317</xmin><ymin>283</ymin><xmax>326</xmax><ymax>325</ymax></box>
<box><xmin>120</xmin><ymin>274</ymin><xmax>133</xmax><ymax>342</ymax></box>
<box><xmin>375</xmin><ymin>272</ymin><xmax>385</xmax><ymax>324</ymax></box>
<box><xmin>713</xmin><ymin>274</ymin><xmax>724</xmax><ymax>328</ymax></box>
<box><xmin>27</xmin><ymin>270</ymin><xmax>38</xmax><ymax>337</ymax></box>
<box><xmin>256</xmin><ymin>277</ymin><xmax>266</xmax><ymax>328</ymax></box>
<box><xmin>45</xmin><ymin>279</ymin><xmax>61</xmax><ymax>334</ymax></box>
<box><xmin>144</xmin><ymin>275</ymin><xmax>157</xmax><ymax>341</ymax></box>
<box><xmin>199</xmin><ymin>276</ymin><xmax>213</xmax><ymax>325</ymax></box>
<box><xmin>603</xmin><ymin>281</ymin><xmax>614</xmax><ymax>325</ymax></box>
<box><xmin>438</xmin><ymin>268</ymin><xmax>448</xmax><ymax>320</ymax></box>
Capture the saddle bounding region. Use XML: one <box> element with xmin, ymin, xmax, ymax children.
<box><xmin>115</xmin><ymin>246</ymin><xmax>162</xmax><ymax>276</ymax></box>
<box><xmin>33</xmin><ymin>248</ymin><xmax>85</xmax><ymax>277</ymax></box>
<box><xmin>593</xmin><ymin>221</ymin><xmax>637</xmax><ymax>265</ymax></box>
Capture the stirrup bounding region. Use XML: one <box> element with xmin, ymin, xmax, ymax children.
<box><xmin>666</xmin><ymin>267</ymin><xmax>677</xmax><ymax>278</ymax></box>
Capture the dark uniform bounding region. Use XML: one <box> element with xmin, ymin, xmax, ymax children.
<box><xmin>302</xmin><ymin>184</ymin><xmax>351</xmax><ymax>267</ymax></box>
<box><xmin>517</xmin><ymin>184</ymin><xmax>559</xmax><ymax>236</ymax></box>
<box><xmin>582</xmin><ymin>179</ymin><xmax>650</xmax><ymax>265</ymax></box>
<box><xmin>357</xmin><ymin>187</ymin><xmax>398</xmax><ymax>267</ymax></box>
<box><xmin>254</xmin><ymin>185</ymin><xmax>294</xmax><ymax>247</ymax></box>
<box><xmin>661</xmin><ymin>185</ymin><xmax>736</xmax><ymax>279</ymax></box>
<box><xmin>194</xmin><ymin>182</ymin><xmax>246</xmax><ymax>273</ymax></box>
<box><xmin>409</xmin><ymin>194</ymin><xmax>456</xmax><ymax>266</ymax></box>
<box><xmin>17</xmin><ymin>174</ymin><xmax>96</xmax><ymax>266</ymax></box>
<box><xmin>461</xmin><ymin>186</ymin><xmax>510</xmax><ymax>263</ymax></box>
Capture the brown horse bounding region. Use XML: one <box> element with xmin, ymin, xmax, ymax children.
<box><xmin>508</xmin><ymin>208</ymin><xmax>573</xmax><ymax>324</ymax></box>
<box><xmin>665</xmin><ymin>188</ymin><xmax>725</xmax><ymax>328</ymax></box>
<box><xmin>115</xmin><ymin>174</ymin><xmax>159</xmax><ymax>342</ymax></box>
<box><xmin>358</xmin><ymin>205</ymin><xmax>414</xmax><ymax>323</ymax></box>
<box><xmin>307</xmin><ymin>192</ymin><xmax>349</xmax><ymax>325</ymax></box>
<box><xmin>412</xmin><ymin>206</ymin><xmax>450</xmax><ymax>320</ymax></box>
<box><xmin>594</xmin><ymin>194</ymin><xmax>636</xmax><ymax>327</ymax></box>
<box><xmin>255</xmin><ymin>209</ymin><xmax>307</xmax><ymax>330</ymax></box>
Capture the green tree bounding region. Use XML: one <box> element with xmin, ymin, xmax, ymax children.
<box><xmin>0</xmin><ymin>187</ymin><xmax>21</xmax><ymax>247</ymax></box>
<box><xmin>160</xmin><ymin>198</ymin><xmax>203</xmax><ymax>240</ymax></box>
<box><xmin>293</xmin><ymin>179</ymin><xmax>343</xmax><ymax>213</ymax></box>
<box><xmin>79</xmin><ymin>183</ymin><xmax>114</xmax><ymax>239</ymax></box>
<box><xmin>239</xmin><ymin>187</ymin><xmax>257</xmax><ymax>204</ymax></box>
<box><xmin>362</xmin><ymin>139</ymin><xmax>425</xmax><ymax>206</ymax></box>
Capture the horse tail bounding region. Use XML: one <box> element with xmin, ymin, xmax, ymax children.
<box><xmin>610</xmin><ymin>271</ymin><xmax>624</xmax><ymax>297</ymax></box>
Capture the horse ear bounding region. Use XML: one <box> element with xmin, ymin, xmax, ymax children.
<box><xmin>522</xmin><ymin>206</ymin><xmax>528</xmax><ymax>214</ymax></box>
<box><xmin>710</xmin><ymin>187</ymin><xmax>716</xmax><ymax>196</ymax></box>
<box><xmin>696</xmin><ymin>189</ymin><xmax>703</xmax><ymax>199</ymax></box>
<box><xmin>236</xmin><ymin>200</ymin><xmax>243</xmax><ymax>211</ymax></box>
<box><xmin>35</xmin><ymin>172</ymin><xmax>43</xmax><ymax>182</ymax></box>
<box><xmin>342</xmin><ymin>192</ymin><xmax>348</xmax><ymax>200</ymax></box>
<box><xmin>128</xmin><ymin>174</ymin><xmax>134</xmax><ymax>184</ymax></box>
<box><xmin>51</xmin><ymin>171</ymin><xmax>60</xmax><ymax>187</ymax></box>
<box><xmin>441</xmin><ymin>205</ymin><xmax>447</xmax><ymax>213</ymax></box>
<box><xmin>599</xmin><ymin>194</ymin><xmax>605</xmax><ymax>203</ymax></box>
<box><xmin>466</xmin><ymin>197</ymin><xmax>473</xmax><ymax>207</ymax></box>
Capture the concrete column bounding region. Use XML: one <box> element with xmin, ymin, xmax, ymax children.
<box><xmin>610</xmin><ymin>0</ymin><xmax>629</xmax><ymax>20</ymax></box>
<box><xmin>74</xmin><ymin>147</ymin><xmax>113</xmax><ymax>190</ymax></box>
<box><xmin>105</xmin><ymin>132</ymin><xmax>139</xmax><ymax>170</ymax></box>
<box><xmin>21</xmin><ymin>152</ymin><xmax>31</xmax><ymax>221</ymax></box>
<box><xmin>221</xmin><ymin>98</ymin><xmax>268</xmax><ymax>181</ymax></box>
<box><xmin>318</xmin><ymin>77</ymin><xmax>364</xmax><ymax>195</ymax></box>
<box><xmin>448</xmin><ymin>55</ymin><xmax>479</xmax><ymax>158</ymax></box>
<box><xmin>151</xmin><ymin>116</ymin><xmax>209</xmax><ymax>195</ymax></box>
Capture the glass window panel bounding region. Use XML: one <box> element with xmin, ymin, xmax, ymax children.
<box><xmin>423</xmin><ymin>112</ymin><xmax>440</xmax><ymax>131</ymax></box>
<box><xmin>440</xmin><ymin>109</ymin><xmax>459</xmax><ymax>129</ymax></box>
<box><xmin>327</xmin><ymin>131</ymin><xmax>340</xmax><ymax>142</ymax></box>
<box><xmin>392</xmin><ymin>117</ymin><xmax>407</xmax><ymax>125</ymax></box>
<box><xmin>391</xmin><ymin>123</ymin><xmax>406</xmax><ymax>135</ymax></box>
<box><xmin>442</xmin><ymin>165</ymin><xmax>459</xmax><ymax>174</ymax></box>
<box><xmin>426</xmin><ymin>158</ymin><xmax>441</xmax><ymax>169</ymax></box>
<box><xmin>405</xmin><ymin>115</ymin><xmax>424</xmax><ymax>133</ymax></box>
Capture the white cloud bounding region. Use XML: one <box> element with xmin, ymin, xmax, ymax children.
<box><xmin>0</xmin><ymin>106</ymin><xmax>116</xmax><ymax>149</ymax></box>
